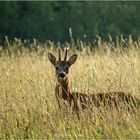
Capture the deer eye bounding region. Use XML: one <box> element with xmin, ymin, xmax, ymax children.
<box><xmin>56</xmin><ymin>66</ymin><xmax>59</xmax><ymax>70</ymax></box>
<box><xmin>65</xmin><ymin>66</ymin><xmax>68</xmax><ymax>70</ymax></box>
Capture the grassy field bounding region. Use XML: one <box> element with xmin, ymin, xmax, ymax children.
<box><xmin>0</xmin><ymin>38</ymin><xmax>140</xmax><ymax>139</ymax></box>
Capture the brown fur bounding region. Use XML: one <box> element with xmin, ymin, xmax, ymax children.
<box><xmin>48</xmin><ymin>50</ymin><xmax>140</xmax><ymax>112</ymax></box>
<box><xmin>56</xmin><ymin>76</ymin><xmax>139</xmax><ymax>112</ymax></box>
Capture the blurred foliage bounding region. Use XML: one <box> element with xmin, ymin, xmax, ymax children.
<box><xmin>0</xmin><ymin>1</ymin><xmax>140</xmax><ymax>43</ymax></box>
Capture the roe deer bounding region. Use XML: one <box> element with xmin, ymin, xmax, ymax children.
<box><xmin>48</xmin><ymin>48</ymin><xmax>140</xmax><ymax>112</ymax></box>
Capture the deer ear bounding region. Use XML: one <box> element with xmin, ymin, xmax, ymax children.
<box><xmin>48</xmin><ymin>52</ymin><xmax>56</xmax><ymax>66</ymax></box>
<box><xmin>68</xmin><ymin>54</ymin><xmax>78</xmax><ymax>66</ymax></box>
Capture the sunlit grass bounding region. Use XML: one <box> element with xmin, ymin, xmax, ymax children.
<box><xmin>0</xmin><ymin>38</ymin><xmax>140</xmax><ymax>139</ymax></box>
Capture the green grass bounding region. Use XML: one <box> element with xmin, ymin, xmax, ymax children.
<box><xmin>0</xmin><ymin>38</ymin><xmax>140</xmax><ymax>139</ymax></box>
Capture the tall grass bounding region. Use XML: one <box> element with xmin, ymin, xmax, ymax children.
<box><xmin>0</xmin><ymin>36</ymin><xmax>140</xmax><ymax>139</ymax></box>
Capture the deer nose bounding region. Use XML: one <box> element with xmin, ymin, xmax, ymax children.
<box><xmin>59</xmin><ymin>72</ymin><xmax>66</xmax><ymax>78</ymax></box>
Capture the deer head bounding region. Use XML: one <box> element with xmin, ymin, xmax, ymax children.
<box><xmin>48</xmin><ymin>48</ymin><xmax>78</xmax><ymax>80</ymax></box>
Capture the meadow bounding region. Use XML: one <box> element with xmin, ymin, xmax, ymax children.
<box><xmin>0</xmin><ymin>36</ymin><xmax>140</xmax><ymax>139</ymax></box>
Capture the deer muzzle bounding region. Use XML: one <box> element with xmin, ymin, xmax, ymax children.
<box><xmin>58</xmin><ymin>72</ymin><xmax>66</xmax><ymax>78</ymax></box>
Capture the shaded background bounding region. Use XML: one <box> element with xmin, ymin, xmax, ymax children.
<box><xmin>0</xmin><ymin>1</ymin><xmax>140</xmax><ymax>43</ymax></box>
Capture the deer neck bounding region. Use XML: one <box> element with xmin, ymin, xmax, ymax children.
<box><xmin>57</xmin><ymin>76</ymin><xmax>72</xmax><ymax>100</ymax></box>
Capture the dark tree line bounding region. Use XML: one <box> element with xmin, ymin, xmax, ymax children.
<box><xmin>0</xmin><ymin>1</ymin><xmax>140</xmax><ymax>43</ymax></box>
